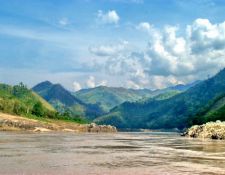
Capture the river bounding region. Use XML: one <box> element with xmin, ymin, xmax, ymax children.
<box><xmin>0</xmin><ymin>132</ymin><xmax>225</xmax><ymax>175</ymax></box>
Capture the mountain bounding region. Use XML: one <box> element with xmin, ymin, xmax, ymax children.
<box><xmin>73</xmin><ymin>86</ymin><xmax>153</xmax><ymax>112</ymax></box>
<box><xmin>150</xmin><ymin>80</ymin><xmax>201</xmax><ymax>96</ymax></box>
<box><xmin>172</xmin><ymin>80</ymin><xmax>202</xmax><ymax>91</ymax></box>
<box><xmin>32</xmin><ymin>81</ymin><xmax>53</xmax><ymax>94</ymax></box>
<box><xmin>33</xmin><ymin>81</ymin><xmax>83</xmax><ymax>106</ymax></box>
<box><xmin>33</xmin><ymin>81</ymin><xmax>104</xmax><ymax>120</ymax></box>
<box><xmin>149</xmin><ymin>90</ymin><xmax>181</xmax><ymax>101</ymax></box>
<box><xmin>74</xmin><ymin>81</ymin><xmax>200</xmax><ymax>113</ymax></box>
<box><xmin>95</xmin><ymin>69</ymin><xmax>225</xmax><ymax>130</ymax></box>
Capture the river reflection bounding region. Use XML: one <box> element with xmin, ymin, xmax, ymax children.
<box><xmin>0</xmin><ymin>132</ymin><xmax>225</xmax><ymax>175</ymax></box>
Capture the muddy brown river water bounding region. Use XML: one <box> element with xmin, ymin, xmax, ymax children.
<box><xmin>0</xmin><ymin>132</ymin><xmax>225</xmax><ymax>175</ymax></box>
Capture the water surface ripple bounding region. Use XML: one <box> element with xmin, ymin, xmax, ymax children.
<box><xmin>0</xmin><ymin>132</ymin><xmax>225</xmax><ymax>175</ymax></box>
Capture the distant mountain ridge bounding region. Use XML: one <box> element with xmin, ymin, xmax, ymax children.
<box><xmin>73</xmin><ymin>86</ymin><xmax>153</xmax><ymax>112</ymax></box>
<box><xmin>149</xmin><ymin>80</ymin><xmax>201</xmax><ymax>96</ymax></box>
<box><xmin>95</xmin><ymin>69</ymin><xmax>225</xmax><ymax>129</ymax></box>
<box><xmin>33</xmin><ymin>79</ymin><xmax>202</xmax><ymax>125</ymax></box>
<box><xmin>74</xmin><ymin>81</ymin><xmax>200</xmax><ymax>113</ymax></box>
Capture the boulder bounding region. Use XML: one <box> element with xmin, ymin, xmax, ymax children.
<box><xmin>182</xmin><ymin>121</ymin><xmax>225</xmax><ymax>139</ymax></box>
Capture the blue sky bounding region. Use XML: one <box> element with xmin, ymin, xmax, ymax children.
<box><xmin>1</xmin><ymin>0</ymin><xmax>225</xmax><ymax>91</ymax></box>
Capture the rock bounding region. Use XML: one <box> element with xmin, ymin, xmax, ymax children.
<box><xmin>182</xmin><ymin>121</ymin><xmax>225</xmax><ymax>139</ymax></box>
<box><xmin>87</xmin><ymin>123</ymin><xmax>117</xmax><ymax>133</ymax></box>
<box><xmin>62</xmin><ymin>128</ymin><xmax>76</xmax><ymax>132</ymax></box>
<box><xmin>33</xmin><ymin>127</ymin><xmax>52</xmax><ymax>132</ymax></box>
<box><xmin>90</xmin><ymin>123</ymin><xmax>97</xmax><ymax>128</ymax></box>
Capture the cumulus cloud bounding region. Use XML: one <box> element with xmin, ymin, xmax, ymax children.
<box><xmin>73</xmin><ymin>81</ymin><xmax>82</xmax><ymax>91</ymax></box>
<box><xmin>97</xmin><ymin>10</ymin><xmax>120</xmax><ymax>24</ymax></box>
<box><xmin>188</xmin><ymin>18</ymin><xmax>225</xmax><ymax>54</ymax></box>
<box><xmin>144</xmin><ymin>19</ymin><xmax>225</xmax><ymax>78</ymax></box>
<box><xmin>92</xmin><ymin>18</ymin><xmax>225</xmax><ymax>89</ymax></box>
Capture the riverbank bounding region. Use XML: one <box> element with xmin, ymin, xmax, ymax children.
<box><xmin>0</xmin><ymin>113</ymin><xmax>117</xmax><ymax>133</ymax></box>
<box><xmin>182</xmin><ymin>121</ymin><xmax>225</xmax><ymax>139</ymax></box>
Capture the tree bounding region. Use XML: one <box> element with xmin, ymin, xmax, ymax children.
<box><xmin>12</xmin><ymin>82</ymin><xmax>29</xmax><ymax>97</ymax></box>
<box><xmin>32</xmin><ymin>102</ymin><xmax>44</xmax><ymax>117</ymax></box>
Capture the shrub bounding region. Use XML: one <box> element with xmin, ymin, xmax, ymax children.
<box><xmin>32</xmin><ymin>102</ymin><xmax>45</xmax><ymax>117</ymax></box>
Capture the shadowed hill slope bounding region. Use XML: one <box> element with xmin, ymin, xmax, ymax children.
<box><xmin>95</xmin><ymin>69</ymin><xmax>225</xmax><ymax>129</ymax></box>
<box><xmin>33</xmin><ymin>81</ymin><xmax>104</xmax><ymax>120</ymax></box>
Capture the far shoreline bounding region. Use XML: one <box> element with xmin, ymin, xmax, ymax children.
<box><xmin>0</xmin><ymin>112</ymin><xmax>117</xmax><ymax>133</ymax></box>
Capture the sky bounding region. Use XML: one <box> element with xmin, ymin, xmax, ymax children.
<box><xmin>1</xmin><ymin>0</ymin><xmax>225</xmax><ymax>91</ymax></box>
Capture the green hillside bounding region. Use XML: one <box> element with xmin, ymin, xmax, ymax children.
<box><xmin>95</xmin><ymin>69</ymin><xmax>225</xmax><ymax>129</ymax></box>
<box><xmin>0</xmin><ymin>82</ymin><xmax>86</xmax><ymax>123</ymax></box>
<box><xmin>188</xmin><ymin>94</ymin><xmax>225</xmax><ymax>125</ymax></box>
<box><xmin>145</xmin><ymin>90</ymin><xmax>181</xmax><ymax>102</ymax></box>
<box><xmin>74</xmin><ymin>82</ymin><xmax>200</xmax><ymax>113</ymax></box>
<box><xmin>33</xmin><ymin>81</ymin><xmax>104</xmax><ymax>120</ymax></box>
<box><xmin>73</xmin><ymin>86</ymin><xmax>153</xmax><ymax>112</ymax></box>
<box><xmin>0</xmin><ymin>82</ymin><xmax>54</xmax><ymax>114</ymax></box>
<box><xmin>31</xmin><ymin>92</ymin><xmax>55</xmax><ymax>111</ymax></box>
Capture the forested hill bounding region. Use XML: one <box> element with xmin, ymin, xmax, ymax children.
<box><xmin>0</xmin><ymin>82</ymin><xmax>86</xmax><ymax>123</ymax></box>
<box><xmin>73</xmin><ymin>86</ymin><xmax>153</xmax><ymax>112</ymax></box>
<box><xmin>73</xmin><ymin>81</ymin><xmax>200</xmax><ymax>113</ymax></box>
<box><xmin>33</xmin><ymin>81</ymin><xmax>104</xmax><ymax>120</ymax></box>
<box><xmin>95</xmin><ymin>69</ymin><xmax>225</xmax><ymax>129</ymax></box>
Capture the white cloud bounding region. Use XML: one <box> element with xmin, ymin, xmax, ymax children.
<box><xmin>73</xmin><ymin>81</ymin><xmax>82</xmax><ymax>91</ymax></box>
<box><xmin>97</xmin><ymin>10</ymin><xmax>120</xmax><ymax>24</ymax></box>
<box><xmin>98</xmin><ymin>80</ymin><xmax>108</xmax><ymax>86</ymax></box>
<box><xmin>187</xmin><ymin>18</ymin><xmax>225</xmax><ymax>54</ymax></box>
<box><xmin>86</xmin><ymin>76</ymin><xmax>96</xmax><ymax>88</ymax></box>
<box><xmin>164</xmin><ymin>26</ymin><xmax>186</xmax><ymax>55</ymax></box>
<box><xmin>150</xmin><ymin>75</ymin><xmax>184</xmax><ymax>89</ymax></box>
<box><xmin>89</xmin><ymin>41</ymin><xmax>128</xmax><ymax>56</ymax></box>
<box><xmin>92</xmin><ymin>18</ymin><xmax>225</xmax><ymax>89</ymax></box>
<box><xmin>142</xmin><ymin>19</ymin><xmax>225</xmax><ymax>78</ymax></box>
<box><xmin>85</xmin><ymin>75</ymin><xmax>108</xmax><ymax>88</ymax></box>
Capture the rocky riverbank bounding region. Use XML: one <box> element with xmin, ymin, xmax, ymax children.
<box><xmin>0</xmin><ymin>113</ymin><xmax>117</xmax><ymax>133</ymax></box>
<box><xmin>182</xmin><ymin>121</ymin><xmax>225</xmax><ymax>139</ymax></box>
